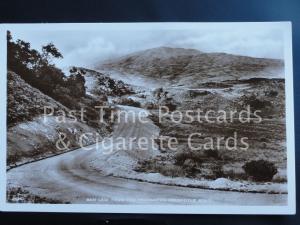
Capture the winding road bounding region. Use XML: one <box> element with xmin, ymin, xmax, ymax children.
<box><xmin>7</xmin><ymin>106</ymin><xmax>287</xmax><ymax>205</ymax></box>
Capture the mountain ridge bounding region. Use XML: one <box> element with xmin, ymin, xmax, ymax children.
<box><xmin>96</xmin><ymin>46</ymin><xmax>284</xmax><ymax>86</ymax></box>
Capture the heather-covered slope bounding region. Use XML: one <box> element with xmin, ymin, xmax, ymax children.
<box><xmin>7</xmin><ymin>72</ymin><xmax>103</xmax><ymax>167</ymax></box>
<box><xmin>93</xmin><ymin>47</ymin><xmax>287</xmax><ymax>185</ymax></box>
<box><xmin>7</xmin><ymin>71</ymin><xmax>68</xmax><ymax>126</ymax></box>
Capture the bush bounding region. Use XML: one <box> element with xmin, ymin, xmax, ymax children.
<box><xmin>241</xmin><ymin>94</ymin><xmax>272</xmax><ymax>110</ymax></box>
<box><xmin>159</xmin><ymin>164</ymin><xmax>185</xmax><ymax>177</ymax></box>
<box><xmin>114</xmin><ymin>98</ymin><xmax>141</xmax><ymax>107</ymax></box>
<box><xmin>203</xmin><ymin>149</ymin><xmax>220</xmax><ymax>159</ymax></box>
<box><xmin>243</xmin><ymin>160</ymin><xmax>277</xmax><ymax>182</ymax></box>
<box><xmin>189</xmin><ymin>90</ymin><xmax>210</xmax><ymax>97</ymax></box>
<box><xmin>144</xmin><ymin>102</ymin><xmax>158</xmax><ymax>109</ymax></box>
<box><xmin>163</xmin><ymin>101</ymin><xmax>177</xmax><ymax>111</ymax></box>
<box><xmin>265</xmin><ymin>90</ymin><xmax>278</xmax><ymax>97</ymax></box>
<box><xmin>174</xmin><ymin>151</ymin><xmax>203</xmax><ymax>166</ymax></box>
<box><xmin>174</xmin><ymin>152</ymin><xmax>191</xmax><ymax>166</ymax></box>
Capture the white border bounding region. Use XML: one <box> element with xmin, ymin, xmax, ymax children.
<box><xmin>0</xmin><ymin>22</ymin><xmax>295</xmax><ymax>214</ymax></box>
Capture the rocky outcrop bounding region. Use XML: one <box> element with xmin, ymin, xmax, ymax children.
<box><xmin>79</xmin><ymin>67</ymin><xmax>134</xmax><ymax>97</ymax></box>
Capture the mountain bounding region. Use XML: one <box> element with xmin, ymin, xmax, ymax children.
<box><xmin>97</xmin><ymin>47</ymin><xmax>284</xmax><ymax>87</ymax></box>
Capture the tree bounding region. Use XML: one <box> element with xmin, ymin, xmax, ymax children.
<box><xmin>67</xmin><ymin>67</ymin><xmax>86</xmax><ymax>98</ymax></box>
<box><xmin>42</xmin><ymin>43</ymin><xmax>63</xmax><ymax>61</ymax></box>
<box><xmin>7</xmin><ymin>31</ymin><xmax>95</xmax><ymax>119</ymax></box>
<box><xmin>7</xmin><ymin>31</ymin><xmax>71</xmax><ymax>101</ymax></box>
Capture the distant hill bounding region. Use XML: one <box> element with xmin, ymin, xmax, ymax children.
<box><xmin>97</xmin><ymin>47</ymin><xmax>284</xmax><ymax>87</ymax></box>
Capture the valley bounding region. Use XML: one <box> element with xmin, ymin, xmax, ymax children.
<box><xmin>7</xmin><ymin>45</ymin><xmax>287</xmax><ymax>204</ymax></box>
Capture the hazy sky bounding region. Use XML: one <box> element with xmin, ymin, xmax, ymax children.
<box><xmin>10</xmin><ymin>24</ymin><xmax>284</xmax><ymax>70</ymax></box>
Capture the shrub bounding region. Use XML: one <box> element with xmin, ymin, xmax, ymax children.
<box><xmin>189</xmin><ymin>90</ymin><xmax>210</xmax><ymax>97</ymax></box>
<box><xmin>265</xmin><ymin>90</ymin><xmax>278</xmax><ymax>97</ymax></box>
<box><xmin>204</xmin><ymin>149</ymin><xmax>220</xmax><ymax>159</ymax></box>
<box><xmin>174</xmin><ymin>151</ymin><xmax>204</xmax><ymax>166</ymax></box>
<box><xmin>174</xmin><ymin>152</ymin><xmax>191</xmax><ymax>166</ymax></box>
<box><xmin>144</xmin><ymin>102</ymin><xmax>158</xmax><ymax>109</ymax></box>
<box><xmin>243</xmin><ymin>160</ymin><xmax>277</xmax><ymax>182</ymax></box>
<box><xmin>241</xmin><ymin>94</ymin><xmax>272</xmax><ymax>110</ymax></box>
<box><xmin>159</xmin><ymin>164</ymin><xmax>185</xmax><ymax>177</ymax></box>
<box><xmin>164</xmin><ymin>101</ymin><xmax>177</xmax><ymax>111</ymax></box>
<box><xmin>114</xmin><ymin>98</ymin><xmax>141</xmax><ymax>107</ymax></box>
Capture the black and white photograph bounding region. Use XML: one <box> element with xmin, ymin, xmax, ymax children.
<box><xmin>0</xmin><ymin>22</ymin><xmax>295</xmax><ymax>214</ymax></box>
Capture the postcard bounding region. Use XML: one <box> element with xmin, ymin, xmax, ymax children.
<box><xmin>0</xmin><ymin>22</ymin><xmax>295</xmax><ymax>214</ymax></box>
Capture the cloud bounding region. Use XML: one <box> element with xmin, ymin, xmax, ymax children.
<box><xmin>171</xmin><ymin>29</ymin><xmax>284</xmax><ymax>59</ymax></box>
<box><xmin>60</xmin><ymin>37</ymin><xmax>116</xmax><ymax>68</ymax></box>
<box><xmin>10</xmin><ymin>25</ymin><xmax>284</xmax><ymax>70</ymax></box>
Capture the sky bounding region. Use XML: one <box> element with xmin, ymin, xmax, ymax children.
<box><xmin>9</xmin><ymin>24</ymin><xmax>284</xmax><ymax>70</ymax></box>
